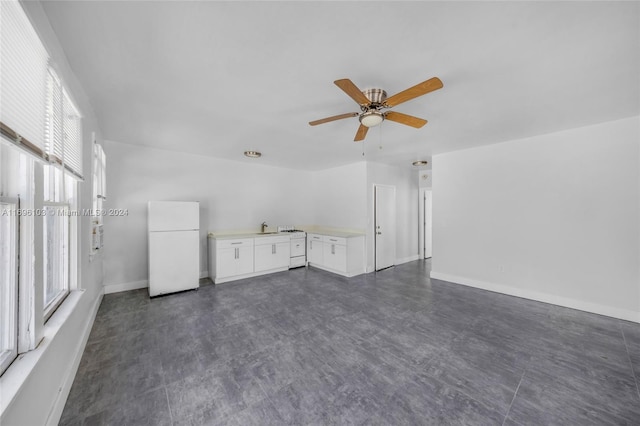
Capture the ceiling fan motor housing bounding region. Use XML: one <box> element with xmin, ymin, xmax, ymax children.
<box><xmin>362</xmin><ymin>88</ymin><xmax>387</xmax><ymax>107</ymax></box>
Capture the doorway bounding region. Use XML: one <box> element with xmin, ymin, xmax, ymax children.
<box><xmin>374</xmin><ymin>184</ymin><xmax>396</xmax><ymax>271</ymax></box>
<box><xmin>419</xmin><ymin>188</ymin><xmax>432</xmax><ymax>259</ymax></box>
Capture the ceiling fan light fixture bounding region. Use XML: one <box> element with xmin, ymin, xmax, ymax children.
<box><xmin>359</xmin><ymin>111</ymin><xmax>384</xmax><ymax>128</ymax></box>
<box><xmin>412</xmin><ymin>160</ymin><xmax>428</xmax><ymax>166</ymax></box>
<box><xmin>244</xmin><ymin>150</ymin><xmax>261</xmax><ymax>158</ymax></box>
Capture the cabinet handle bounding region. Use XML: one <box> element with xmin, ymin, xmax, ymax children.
<box><xmin>310</xmin><ymin>241</ymin><xmax>312</xmax><ymax>250</ymax></box>
<box><xmin>331</xmin><ymin>244</ymin><xmax>335</xmax><ymax>255</ymax></box>
<box><xmin>329</xmin><ymin>238</ymin><xmax>337</xmax><ymax>242</ymax></box>
<box><xmin>231</xmin><ymin>242</ymin><xmax>242</xmax><ymax>245</ymax></box>
<box><xmin>272</xmin><ymin>244</ymin><xmax>276</xmax><ymax>254</ymax></box>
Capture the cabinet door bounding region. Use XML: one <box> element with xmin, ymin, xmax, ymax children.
<box><xmin>237</xmin><ymin>246</ymin><xmax>254</xmax><ymax>275</ymax></box>
<box><xmin>255</xmin><ymin>242</ymin><xmax>290</xmax><ymax>272</ymax></box>
<box><xmin>216</xmin><ymin>247</ymin><xmax>237</xmax><ymax>279</ymax></box>
<box><xmin>332</xmin><ymin>243</ymin><xmax>347</xmax><ymax>272</ymax></box>
<box><xmin>254</xmin><ymin>243</ymin><xmax>276</xmax><ymax>272</ymax></box>
<box><xmin>323</xmin><ymin>242</ymin><xmax>347</xmax><ymax>272</ymax></box>
<box><xmin>308</xmin><ymin>239</ymin><xmax>323</xmax><ymax>264</ymax></box>
<box><xmin>273</xmin><ymin>241</ymin><xmax>290</xmax><ymax>268</ymax></box>
<box><xmin>323</xmin><ymin>242</ymin><xmax>335</xmax><ymax>270</ymax></box>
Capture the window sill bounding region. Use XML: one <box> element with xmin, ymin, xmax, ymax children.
<box><xmin>0</xmin><ymin>289</ymin><xmax>85</xmax><ymax>418</ymax></box>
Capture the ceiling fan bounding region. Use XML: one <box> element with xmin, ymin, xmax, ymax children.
<box><xmin>309</xmin><ymin>77</ymin><xmax>443</xmax><ymax>142</ymax></box>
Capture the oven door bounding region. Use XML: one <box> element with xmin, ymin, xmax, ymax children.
<box><xmin>291</xmin><ymin>237</ymin><xmax>306</xmax><ymax>257</ymax></box>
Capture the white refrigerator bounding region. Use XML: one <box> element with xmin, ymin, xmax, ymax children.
<box><xmin>148</xmin><ymin>201</ymin><xmax>200</xmax><ymax>297</ymax></box>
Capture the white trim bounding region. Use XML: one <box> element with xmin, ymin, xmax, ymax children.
<box><xmin>306</xmin><ymin>264</ymin><xmax>364</xmax><ymax>278</ymax></box>
<box><xmin>45</xmin><ymin>290</ymin><xmax>103</xmax><ymax>426</ymax></box>
<box><xmin>103</xmin><ymin>280</ymin><xmax>148</xmax><ymax>294</ymax></box>
<box><xmin>214</xmin><ymin>266</ymin><xmax>290</xmax><ymax>284</ymax></box>
<box><xmin>105</xmin><ymin>274</ymin><xmax>208</xmax><ymax>294</ymax></box>
<box><xmin>0</xmin><ymin>290</ymin><xmax>92</xmax><ymax>420</ymax></box>
<box><xmin>430</xmin><ymin>271</ymin><xmax>640</xmax><ymax>324</ymax></box>
<box><xmin>396</xmin><ymin>254</ymin><xmax>420</xmax><ymax>265</ymax></box>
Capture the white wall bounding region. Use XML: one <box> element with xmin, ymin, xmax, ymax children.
<box><xmin>103</xmin><ymin>140</ymin><xmax>315</xmax><ymax>290</ymax></box>
<box><xmin>104</xmin><ymin>151</ymin><xmax>422</xmax><ymax>286</ymax></box>
<box><xmin>1</xmin><ymin>2</ymin><xmax>105</xmax><ymax>425</ymax></box>
<box><xmin>310</xmin><ymin>161</ymin><xmax>368</xmax><ymax>232</ymax></box>
<box><xmin>418</xmin><ymin>169</ymin><xmax>432</xmax><ymax>189</ymax></box>
<box><xmin>366</xmin><ymin>162</ymin><xmax>420</xmax><ymax>271</ymax></box>
<box><xmin>431</xmin><ymin>116</ymin><xmax>640</xmax><ymax>322</ymax></box>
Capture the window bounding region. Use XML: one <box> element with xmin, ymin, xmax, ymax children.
<box><xmin>40</xmin><ymin>27</ymin><xmax>82</xmax><ymax>322</ymax></box>
<box><xmin>46</xmin><ymin>67</ymin><xmax>83</xmax><ymax>178</ymax></box>
<box><xmin>91</xmin><ymin>140</ymin><xmax>106</xmax><ymax>253</ymax></box>
<box><xmin>43</xmin><ymin>164</ymin><xmax>77</xmax><ymax>320</ymax></box>
<box><xmin>0</xmin><ymin>0</ymin><xmax>49</xmax><ymax>155</ymax></box>
<box><xmin>43</xmin><ymin>203</ymin><xmax>70</xmax><ymax>318</ymax></box>
<box><xmin>0</xmin><ymin>197</ymin><xmax>19</xmax><ymax>375</ymax></box>
<box><xmin>0</xmin><ymin>0</ymin><xmax>84</xmax><ymax>377</ymax></box>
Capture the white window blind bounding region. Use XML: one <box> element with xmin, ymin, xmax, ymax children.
<box><xmin>45</xmin><ymin>68</ymin><xmax>83</xmax><ymax>178</ymax></box>
<box><xmin>62</xmin><ymin>90</ymin><xmax>82</xmax><ymax>176</ymax></box>
<box><xmin>0</xmin><ymin>0</ymin><xmax>50</xmax><ymax>154</ymax></box>
<box><xmin>45</xmin><ymin>69</ymin><xmax>63</xmax><ymax>161</ymax></box>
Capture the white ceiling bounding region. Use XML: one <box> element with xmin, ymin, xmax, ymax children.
<box><xmin>40</xmin><ymin>1</ymin><xmax>639</xmax><ymax>171</ymax></box>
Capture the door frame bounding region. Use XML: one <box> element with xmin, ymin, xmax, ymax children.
<box><xmin>418</xmin><ymin>188</ymin><xmax>433</xmax><ymax>259</ymax></box>
<box><xmin>374</xmin><ymin>184</ymin><xmax>396</xmax><ymax>271</ymax></box>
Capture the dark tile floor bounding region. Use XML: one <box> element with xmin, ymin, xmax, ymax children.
<box><xmin>60</xmin><ymin>260</ymin><xmax>640</xmax><ymax>425</ymax></box>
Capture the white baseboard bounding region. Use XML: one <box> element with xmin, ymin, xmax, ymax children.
<box><xmin>104</xmin><ymin>279</ymin><xmax>148</xmax><ymax>294</ymax></box>
<box><xmin>430</xmin><ymin>271</ymin><xmax>640</xmax><ymax>324</ymax></box>
<box><xmin>396</xmin><ymin>254</ymin><xmax>420</xmax><ymax>265</ymax></box>
<box><xmin>214</xmin><ymin>266</ymin><xmax>291</xmax><ymax>284</ymax></box>
<box><xmin>105</xmin><ymin>272</ymin><xmax>209</xmax><ymax>295</ymax></box>
<box><xmin>307</xmin><ymin>263</ymin><xmax>365</xmax><ymax>278</ymax></box>
<box><xmin>46</xmin><ymin>289</ymin><xmax>104</xmax><ymax>426</ymax></box>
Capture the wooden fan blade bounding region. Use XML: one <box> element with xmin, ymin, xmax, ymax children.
<box><xmin>334</xmin><ymin>79</ymin><xmax>371</xmax><ymax>106</ymax></box>
<box><xmin>309</xmin><ymin>112</ymin><xmax>359</xmax><ymax>126</ymax></box>
<box><xmin>354</xmin><ymin>124</ymin><xmax>368</xmax><ymax>142</ymax></box>
<box><xmin>384</xmin><ymin>111</ymin><xmax>428</xmax><ymax>128</ymax></box>
<box><xmin>384</xmin><ymin>77</ymin><xmax>443</xmax><ymax>108</ymax></box>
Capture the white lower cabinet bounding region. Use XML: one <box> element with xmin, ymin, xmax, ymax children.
<box><xmin>323</xmin><ymin>240</ymin><xmax>347</xmax><ymax>272</ymax></box>
<box><xmin>254</xmin><ymin>235</ymin><xmax>290</xmax><ymax>272</ymax></box>
<box><xmin>210</xmin><ymin>238</ymin><xmax>254</xmax><ymax>281</ymax></box>
<box><xmin>307</xmin><ymin>233</ymin><xmax>364</xmax><ymax>277</ymax></box>
<box><xmin>209</xmin><ymin>234</ymin><xmax>290</xmax><ymax>284</ymax></box>
<box><xmin>307</xmin><ymin>234</ymin><xmax>324</xmax><ymax>265</ymax></box>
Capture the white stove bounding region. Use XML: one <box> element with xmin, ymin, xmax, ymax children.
<box><xmin>278</xmin><ymin>226</ymin><xmax>306</xmax><ymax>268</ymax></box>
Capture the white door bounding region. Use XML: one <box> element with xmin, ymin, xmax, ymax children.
<box><xmin>375</xmin><ymin>185</ymin><xmax>396</xmax><ymax>271</ymax></box>
<box><xmin>424</xmin><ymin>190</ymin><xmax>433</xmax><ymax>258</ymax></box>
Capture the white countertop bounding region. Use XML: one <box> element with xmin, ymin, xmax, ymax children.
<box><xmin>209</xmin><ymin>228</ymin><xmax>365</xmax><ymax>239</ymax></box>
<box><xmin>208</xmin><ymin>232</ymin><xmax>289</xmax><ymax>240</ymax></box>
<box><xmin>303</xmin><ymin>229</ymin><xmax>365</xmax><ymax>238</ymax></box>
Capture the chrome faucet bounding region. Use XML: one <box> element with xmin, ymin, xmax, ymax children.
<box><xmin>261</xmin><ymin>221</ymin><xmax>268</xmax><ymax>233</ymax></box>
